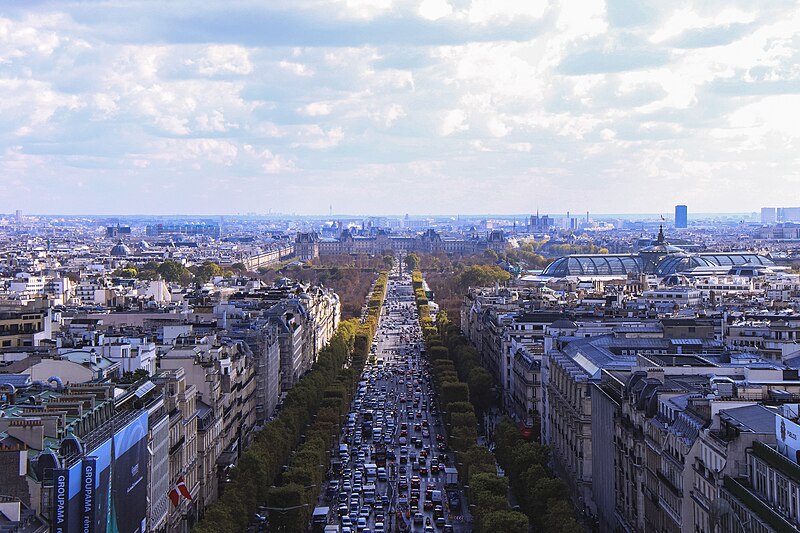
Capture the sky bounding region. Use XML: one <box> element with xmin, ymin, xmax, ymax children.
<box><xmin>1</xmin><ymin>0</ymin><xmax>799</xmax><ymax>216</ymax></box>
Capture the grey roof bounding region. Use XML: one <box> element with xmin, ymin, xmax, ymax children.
<box><xmin>0</xmin><ymin>374</ymin><xmax>32</xmax><ymax>388</ymax></box>
<box><xmin>718</xmin><ymin>404</ymin><xmax>777</xmax><ymax>434</ymax></box>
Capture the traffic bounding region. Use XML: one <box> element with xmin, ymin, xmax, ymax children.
<box><xmin>314</xmin><ymin>264</ymin><xmax>468</xmax><ymax>533</ymax></box>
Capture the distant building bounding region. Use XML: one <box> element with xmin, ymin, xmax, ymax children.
<box><xmin>295</xmin><ymin>228</ymin><xmax>507</xmax><ymax>259</ymax></box>
<box><xmin>145</xmin><ymin>222</ymin><xmax>221</xmax><ymax>239</ymax></box>
<box><xmin>529</xmin><ymin>214</ymin><xmax>554</xmax><ymax>232</ymax></box>
<box><xmin>762</xmin><ymin>207</ymin><xmax>777</xmax><ymax>224</ymax></box>
<box><xmin>780</xmin><ymin>206</ymin><xmax>800</xmax><ymax>222</ymax></box>
<box><xmin>675</xmin><ymin>204</ymin><xmax>688</xmax><ymax>229</ymax></box>
<box><xmin>106</xmin><ymin>225</ymin><xmax>132</xmax><ymax>238</ymax></box>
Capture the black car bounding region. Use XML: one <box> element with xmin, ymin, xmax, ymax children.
<box><xmin>447</xmin><ymin>491</ymin><xmax>460</xmax><ymax>511</ymax></box>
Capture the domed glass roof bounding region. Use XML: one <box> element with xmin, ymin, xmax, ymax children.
<box><xmin>542</xmin><ymin>255</ymin><xmax>643</xmax><ymax>277</ymax></box>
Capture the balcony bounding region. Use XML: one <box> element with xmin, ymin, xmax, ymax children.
<box><xmin>169</xmin><ymin>435</ymin><xmax>186</xmax><ymax>456</ymax></box>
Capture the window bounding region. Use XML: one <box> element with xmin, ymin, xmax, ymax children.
<box><xmin>754</xmin><ymin>460</ymin><xmax>768</xmax><ymax>496</ymax></box>
<box><xmin>776</xmin><ymin>475</ymin><xmax>789</xmax><ymax>512</ymax></box>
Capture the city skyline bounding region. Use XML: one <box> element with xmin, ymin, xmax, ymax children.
<box><xmin>2</xmin><ymin>1</ymin><xmax>799</xmax><ymax>215</ymax></box>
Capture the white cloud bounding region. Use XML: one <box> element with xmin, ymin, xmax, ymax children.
<box><xmin>418</xmin><ymin>0</ymin><xmax>452</xmax><ymax>21</ymax></box>
<box><xmin>196</xmin><ymin>45</ymin><xmax>253</xmax><ymax>76</ymax></box>
<box><xmin>2</xmin><ymin>1</ymin><xmax>800</xmax><ymax>214</ymax></box>
<box><xmin>440</xmin><ymin>109</ymin><xmax>468</xmax><ymax>136</ymax></box>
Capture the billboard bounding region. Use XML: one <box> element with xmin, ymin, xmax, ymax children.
<box><xmin>777</xmin><ymin>413</ymin><xmax>800</xmax><ymax>463</ymax></box>
<box><xmin>75</xmin><ymin>410</ymin><xmax>149</xmax><ymax>533</ymax></box>
<box><xmin>82</xmin><ymin>457</ymin><xmax>97</xmax><ymax>533</ymax></box>
<box><xmin>110</xmin><ymin>410</ymin><xmax>149</xmax><ymax>533</ymax></box>
<box><xmin>50</xmin><ymin>461</ymin><xmax>83</xmax><ymax>533</ymax></box>
<box><xmin>51</xmin><ymin>468</ymin><xmax>69</xmax><ymax>533</ymax></box>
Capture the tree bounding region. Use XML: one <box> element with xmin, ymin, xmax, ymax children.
<box><xmin>441</xmin><ymin>381</ymin><xmax>469</xmax><ymax>406</ymax></box>
<box><xmin>195</xmin><ymin>261</ymin><xmax>223</xmax><ymax>283</ymax></box>
<box><xmin>468</xmin><ymin>367</ymin><xmax>495</xmax><ymax>415</ymax></box>
<box><xmin>481</xmin><ymin>510</ymin><xmax>528</xmax><ymax>533</ymax></box>
<box><xmin>266</xmin><ymin>484</ymin><xmax>308</xmax><ymax>532</ymax></box>
<box><xmin>382</xmin><ymin>255</ymin><xmax>394</xmax><ymax>268</ymax></box>
<box><xmin>157</xmin><ymin>260</ymin><xmax>192</xmax><ymax>283</ymax></box>
<box><xmin>112</xmin><ymin>265</ymin><xmax>138</xmax><ymax>278</ymax></box>
<box><xmin>542</xmin><ymin>499</ymin><xmax>583</xmax><ymax>533</ymax></box>
<box><xmin>115</xmin><ymin>368</ymin><xmax>150</xmax><ymax>384</ymax></box>
<box><xmin>404</xmin><ymin>253</ymin><xmax>420</xmax><ymax>271</ymax></box>
<box><xmin>456</xmin><ymin>264</ymin><xmax>511</xmax><ymax>290</ymax></box>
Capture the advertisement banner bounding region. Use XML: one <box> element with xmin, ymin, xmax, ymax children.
<box><xmin>82</xmin><ymin>457</ymin><xmax>97</xmax><ymax>533</ymax></box>
<box><xmin>110</xmin><ymin>411</ymin><xmax>149</xmax><ymax>533</ymax></box>
<box><xmin>51</xmin><ymin>468</ymin><xmax>69</xmax><ymax>533</ymax></box>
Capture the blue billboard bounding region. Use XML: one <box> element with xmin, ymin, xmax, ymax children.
<box><xmin>50</xmin><ymin>461</ymin><xmax>83</xmax><ymax>533</ymax></box>
<box><xmin>75</xmin><ymin>410</ymin><xmax>149</xmax><ymax>533</ymax></box>
<box><xmin>109</xmin><ymin>410</ymin><xmax>149</xmax><ymax>533</ymax></box>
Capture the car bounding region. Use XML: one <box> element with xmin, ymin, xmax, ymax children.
<box><xmin>435</xmin><ymin>516</ymin><xmax>446</xmax><ymax>528</ymax></box>
<box><xmin>411</xmin><ymin>476</ymin><xmax>420</xmax><ymax>489</ymax></box>
<box><xmin>424</xmin><ymin>526</ymin><xmax>434</xmax><ymax>533</ymax></box>
<box><xmin>443</xmin><ymin>525</ymin><xmax>454</xmax><ymax>533</ymax></box>
<box><xmin>413</xmin><ymin>513</ymin><xmax>424</xmax><ymax>525</ymax></box>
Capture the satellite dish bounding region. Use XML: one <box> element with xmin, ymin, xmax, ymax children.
<box><xmin>708</xmin><ymin>497</ymin><xmax>732</xmax><ymax>526</ymax></box>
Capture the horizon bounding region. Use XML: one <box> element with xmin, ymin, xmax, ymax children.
<box><xmin>2</xmin><ymin>210</ymin><xmax>763</xmax><ymax>220</ymax></box>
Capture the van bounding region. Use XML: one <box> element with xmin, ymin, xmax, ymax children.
<box><xmin>339</xmin><ymin>444</ymin><xmax>349</xmax><ymax>460</ymax></box>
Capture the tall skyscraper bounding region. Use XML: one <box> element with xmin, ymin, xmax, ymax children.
<box><xmin>675</xmin><ymin>205</ymin><xmax>688</xmax><ymax>229</ymax></box>
<box><xmin>761</xmin><ymin>207</ymin><xmax>777</xmax><ymax>224</ymax></box>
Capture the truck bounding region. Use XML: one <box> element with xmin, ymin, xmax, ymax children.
<box><xmin>444</xmin><ymin>467</ymin><xmax>458</xmax><ymax>488</ymax></box>
<box><xmin>311</xmin><ymin>506</ymin><xmax>330</xmax><ymax>533</ymax></box>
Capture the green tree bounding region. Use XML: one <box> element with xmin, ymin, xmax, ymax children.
<box><xmin>404</xmin><ymin>253</ymin><xmax>420</xmax><ymax>271</ymax></box>
<box><xmin>468</xmin><ymin>367</ymin><xmax>495</xmax><ymax>415</ymax></box>
<box><xmin>542</xmin><ymin>499</ymin><xmax>583</xmax><ymax>533</ymax></box>
<box><xmin>481</xmin><ymin>510</ymin><xmax>528</xmax><ymax>533</ymax></box>
<box><xmin>457</xmin><ymin>264</ymin><xmax>511</xmax><ymax>290</ymax></box>
<box><xmin>195</xmin><ymin>261</ymin><xmax>223</xmax><ymax>283</ymax></box>
<box><xmin>157</xmin><ymin>260</ymin><xmax>191</xmax><ymax>283</ymax></box>
<box><xmin>441</xmin><ymin>381</ymin><xmax>469</xmax><ymax>406</ymax></box>
<box><xmin>266</xmin><ymin>484</ymin><xmax>307</xmax><ymax>532</ymax></box>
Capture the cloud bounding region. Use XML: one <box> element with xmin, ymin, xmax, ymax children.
<box><xmin>1</xmin><ymin>1</ymin><xmax>800</xmax><ymax>214</ymax></box>
<box><xmin>559</xmin><ymin>47</ymin><xmax>671</xmax><ymax>75</ymax></box>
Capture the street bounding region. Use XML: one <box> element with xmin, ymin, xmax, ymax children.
<box><xmin>316</xmin><ymin>263</ymin><xmax>471</xmax><ymax>533</ymax></box>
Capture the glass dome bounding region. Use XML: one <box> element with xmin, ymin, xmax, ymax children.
<box><xmin>542</xmin><ymin>255</ymin><xmax>643</xmax><ymax>277</ymax></box>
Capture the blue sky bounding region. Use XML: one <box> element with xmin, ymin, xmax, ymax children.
<box><xmin>1</xmin><ymin>0</ymin><xmax>799</xmax><ymax>216</ymax></box>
